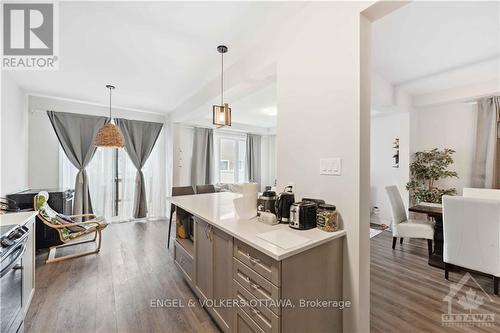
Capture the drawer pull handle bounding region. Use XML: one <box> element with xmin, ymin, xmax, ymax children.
<box><xmin>250</xmin><ymin>283</ymin><xmax>260</xmax><ymax>290</ymax></box>
<box><xmin>247</xmin><ymin>253</ymin><xmax>261</xmax><ymax>264</ymax></box>
<box><xmin>251</xmin><ymin>308</ymin><xmax>260</xmax><ymax>316</ymax></box>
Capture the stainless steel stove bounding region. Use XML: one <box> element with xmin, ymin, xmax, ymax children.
<box><xmin>1</xmin><ymin>224</ymin><xmax>29</xmax><ymax>333</ymax></box>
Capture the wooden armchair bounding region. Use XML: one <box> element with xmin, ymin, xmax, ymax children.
<box><xmin>34</xmin><ymin>191</ymin><xmax>108</xmax><ymax>264</ymax></box>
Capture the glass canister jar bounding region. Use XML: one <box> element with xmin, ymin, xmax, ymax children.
<box><xmin>317</xmin><ymin>204</ymin><xmax>337</xmax><ymax>232</ymax></box>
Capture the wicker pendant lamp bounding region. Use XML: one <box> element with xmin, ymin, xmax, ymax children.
<box><xmin>95</xmin><ymin>84</ymin><xmax>125</xmax><ymax>148</ymax></box>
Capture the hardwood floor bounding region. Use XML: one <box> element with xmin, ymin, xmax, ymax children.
<box><xmin>25</xmin><ymin>220</ymin><xmax>219</xmax><ymax>333</ymax></box>
<box><xmin>371</xmin><ymin>231</ymin><xmax>500</xmax><ymax>333</ymax></box>
<box><xmin>26</xmin><ymin>221</ymin><xmax>500</xmax><ymax>333</ymax></box>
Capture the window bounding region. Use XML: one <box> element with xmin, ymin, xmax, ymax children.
<box><xmin>217</xmin><ymin>135</ymin><xmax>246</xmax><ymax>183</ymax></box>
<box><xmin>59</xmin><ymin>128</ymin><xmax>166</xmax><ymax>221</ymax></box>
<box><xmin>220</xmin><ymin>160</ymin><xmax>230</xmax><ymax>171</ymax></box>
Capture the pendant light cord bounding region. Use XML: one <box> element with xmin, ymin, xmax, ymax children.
<box><xmin>221</xmin><ymin>51</ymin><xmax>224</xmax><ymax>106</ymax></box>
<box><xmin>109</xmin><ymin>87</ymin><xmax>112</xmax><ymax>120</ymax></box>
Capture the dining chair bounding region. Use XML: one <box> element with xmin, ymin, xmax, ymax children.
<box><xmin>385</xmin><ymin>186</ymin><xmax>434</xmax><ymax>255</ymax></box>
<box><xmin>443</xmin><ymin>195</ymin><xmax>500</xmax><ymax>294</ymax></box>
<box><xmin>196</xmin><ymin>184</ymin><xmax>216</xmax><ymax>194</ymax></box>
<box><xmin>462</xmin><ymin>188</ymin><xmax>500</xmax><ymax>201</ymax></box>
<box><xmin>168</xmin><ymin>186</ymin><xmax>195</xmax><ymax>248</ymax></box>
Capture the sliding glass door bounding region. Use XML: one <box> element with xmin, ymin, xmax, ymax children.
<box><xmin>59</xmin><ymin>130</ymin><xmax>166</xmax><ymax>221</ymax></box>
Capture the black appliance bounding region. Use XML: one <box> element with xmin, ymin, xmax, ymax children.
<box><xmin>289</xmin><ymin>201</ymin><xmax>317</xmax><ymax>230</ymax></box>
<box><xmin>302</xmin><ymin>198</ymin><xmax>325</xmax><ymax>206</ymax></box>
<box><xmin>275</xmin><ymin>186</ymin><xmax>295</xmax><ymax>223</ymax></box>
<box><xmin>1</xmin><ymin>224</ymin><xmax>29</xmax><ymax>333</ymax></box>
<box><xmin>257</xmin><ymin>189</ymin><xmax>277</xmax><ymax>216</ymax></box>
<box><xmin>7</xmin><ymin>189</ymin><xmax>74</xmax><ymax>250</ymax></box>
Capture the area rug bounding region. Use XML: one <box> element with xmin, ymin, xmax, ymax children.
<box><xmin>370</xmin><ymin>222</ymin><xmax>390</xmax><ymax>238</ymax></box>
<box><xmin>370</xmin><ymin>228</ymin><xmax>383</xmax><ymax>238</ymax></box>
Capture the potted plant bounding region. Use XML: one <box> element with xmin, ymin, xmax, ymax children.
<box><xmin>406</xmin><ymin>148</ymin><xmax>458</xmax><ymax>204</ymax></box>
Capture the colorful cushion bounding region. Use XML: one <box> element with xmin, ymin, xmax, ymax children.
<box><xmin>36</xmin><ymin>191</ymin><xmax>107</xmax><ymax>240</ymax></box>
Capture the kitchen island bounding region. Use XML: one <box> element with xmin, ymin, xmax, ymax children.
<box><xmin>169</xmin><ymin>192</ymin><xmax>346</xmax><ymax>333</ymax></box>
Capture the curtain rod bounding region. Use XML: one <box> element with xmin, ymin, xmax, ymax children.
<box><xmin>30</xmin><ymin>108</ymin><xmax>166</xmax><ymax>122</ymax></box>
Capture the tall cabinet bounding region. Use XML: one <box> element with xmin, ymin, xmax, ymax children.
<box><xmin>175</xmin><ymin>216</ymin><xmax>233</xmax><ymax>332</ymax></box>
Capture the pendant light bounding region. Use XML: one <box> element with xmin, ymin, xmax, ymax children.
<box><xmin>213</xmin><ymin>45</ymin><xmax>231</xmax><ymax>127</ymax></box>
<box><xmin>95</xmin><ymin>84</ymin><xmax>125</xmax><ymax>148</ymax></box>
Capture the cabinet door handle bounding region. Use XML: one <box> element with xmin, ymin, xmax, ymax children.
<box><xmin>204</xmin><ymin>223</ymin><xmax>209</xmax><ymax>239</ymax></box>
<box><xmin>250</xmin><ymin>283</ymin><xmax>260</xmax><ymax>290</ymax></box>
<box><xmin>208</xmin><ymin>225</ymin><xmax>213</xmax><ymax>242</ymax></box>
<box><xmin>247</xmin><ymin>254</ymin><xmax>261</xmax><ymax>264</ymax></box>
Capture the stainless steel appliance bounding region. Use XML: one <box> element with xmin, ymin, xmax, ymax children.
<box><xmin>1</xmin><ymin>224</ymin><xmax>29</xmax><ymax>333</ymax></box>
<box><xmin>257</xmin><ymin>189</ymin><xmax>277</xmax><ymax>216</ymax></box>
<box><xmin>289</xmin><ymin>201</ymin><xmax>317</xmax><ymax>230</ymax></box>
<box><xmin>275</xmin><ymin>186</ymin><xmax>295</xmax><ymax>223</ymax></box>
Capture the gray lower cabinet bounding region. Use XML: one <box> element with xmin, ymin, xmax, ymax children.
<box><xmin>212</xmin><ymin>226</ymin><xmax>234</xmax><ymax>330</ymax></box>
<box><xmin>234</xmin><ymin>308</ymin><xmax>265</xmax><ymax>333</ymax></box>
<box><xmin>178</xmin><ymin>216</ymin><xmax>344</xmax><ymax>333</ymax></box>
<box><xmin>22</xmin><ymin>216</ymin><xmax>35</xmax><ymax>315</ymax></box>
<box><xmin>194</xmin><ymin>217</ymin><xmax>233</xmax><ymax>332</ymax></box>
<box><xmin>195</xmin><ymin>218</ymin><xmax>213</xmax><ymax>300</ymax></box>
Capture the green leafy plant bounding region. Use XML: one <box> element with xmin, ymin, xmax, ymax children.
<box><xmin>406</xmin><ymin>148</ymin><xmax>458</xmax><ymax>204</ymax></box>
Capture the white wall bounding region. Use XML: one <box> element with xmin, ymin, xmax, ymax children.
<box><xmin>172</xmin><ymin>124</ymin><xmax>194</xmax><ymax>186</ymax></box>
<box><xmin>1</xmin><ymin>73</ymin><xmax>28</xmax><ymax>196</ymax></box>
<box><xmin>276</xmin><ymin>2</ymin><xmax>373</xmax><ymax>331</ymax></box>
<box><xmin>370</xmin><ymin>113</ymin><xmax>404</xmax><ymax>223</ymax></box>
<box><xmin>413</xmin><ymin>102</ymin><xmax>476</xmax><ymax>194</ymax></box>
<box><xmin>28</xmin><ymin>95</ymin><xmax>166</xmax><ymax>190</ymax></box>
<box><xmin>261</xmin><ymin>135</ymin><xmax>277</xmax><ymax>190</ymax></box>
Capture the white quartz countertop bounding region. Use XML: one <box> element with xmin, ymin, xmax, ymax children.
<box><xmin>0</xmin><ymin>211</ymin><xmax>37</xmax><ymax>228</ymax></box>
<box><xmin>168</xmin><ymin>192</ymin><xmax>346</xmax><ymax>260</ymax></box>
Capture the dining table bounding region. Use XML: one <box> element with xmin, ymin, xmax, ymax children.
<box><xmin>408</xmin><ymin>203</ymin><xmax>444</xmax><ymax>269</ymax></box>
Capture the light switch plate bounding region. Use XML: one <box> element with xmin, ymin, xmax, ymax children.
<box><xmin>320</xmin><ymin>158</ymin><xmax>342</xmax><ymax>176</ymax></box>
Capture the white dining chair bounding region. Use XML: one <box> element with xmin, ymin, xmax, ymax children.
<box><xmin>385</xmin><ymin>186</ymin><xmax>435</xmax><ymax>255</ymax></box>
<box><xmin>443</xmin><ymin>195</ymin><xmax>500</xmax><ymax>295</ymax></box>
<box><xmin>462</xmin><ymin>188</ymin><xmax>500</xmax><ymax>201</ymax></box>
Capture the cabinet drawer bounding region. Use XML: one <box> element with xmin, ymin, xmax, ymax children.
<box><xmin>233</xmin><ymin>280</ymin><xmax>280</xmax><ymax>333</ymax></box>
<box><xmin>234</xmin><ymin>307</ymin><xmax>266</xmax><ymax>333</ymax></box>
<box><xmin>233</xmin><ymin>239</ymin><xmax>280</xmax><ymax>287</ymax></box>
<box><xmin>174</xmin><ymin>240</ymin><xmax>193</xmax><ymax>282</ymax></box>
<box><xmin>233</xmin><ymin>258</ymin><xmax>280</xmax><ymax>316</ymax></box>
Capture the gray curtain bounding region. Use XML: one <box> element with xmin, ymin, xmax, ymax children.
<box><xmin>471</xmin><ymin>97</ymin><xmax>500</xmax><ymax>188</ymax></box>
<box><xmin>191</xmin><ymin>127</ymin><xmax>214</xmax><ymax>186</ymax></box>
<box><xmin>47</xmin><ymin>111</ymin><xmax>109</xmax><ymax>216</ymax></box>
<box><xmin>115</xmin><ymin>119</ymin><xmax>163</xmax><ymax>218</ymax></box>
<box><xmin>246</xmin><ymin>134</ymin><xmax>262</xmax><ymax>189</ymax></box>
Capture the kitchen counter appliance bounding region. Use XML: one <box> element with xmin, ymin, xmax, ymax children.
<box><xmin>275</xmin><ymin>186</ymin><xmax>295</xmax><ymax>223</ymax></box>
<box><xmin>289</xmin><ymin>201</ymin><xmax>317</xmax><ymax>230</ymax></box>
<box><xmin>257</xmin><ymin>189</ymin><xmax>277</xmax><ymax>216</ymax></box>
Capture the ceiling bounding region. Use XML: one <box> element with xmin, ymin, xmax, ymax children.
<box><xmin>8</xmin><ymin>2</ymin><xmax>303</xmax><ymax>119</ymax></box>
<box><xmin>372</xmin><ymin>1</ymin><xmax>500</xmax><ymax>96</ymax></box>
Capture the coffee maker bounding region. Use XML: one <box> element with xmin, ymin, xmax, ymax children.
<box><xmin>257</xmin><ymin>187</ymin><xmax>277</xmax><ymax>216</ymax></box>
<box><xmin>275</xmin><ymin>185</ymin><xmax>295</xmax><ymax>223</ymax></box>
